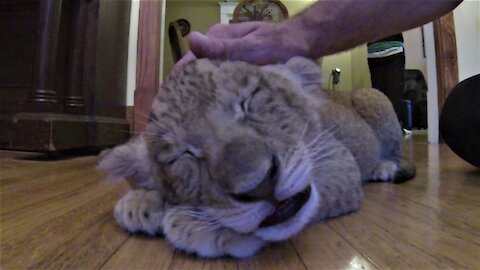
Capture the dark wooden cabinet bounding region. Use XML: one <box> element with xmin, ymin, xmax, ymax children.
<box><xmin>0</xmin><ymin>0</ymin><xmax>130</xmax><ymax>152</ymax></box>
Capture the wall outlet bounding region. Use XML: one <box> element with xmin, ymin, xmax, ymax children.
<box><xmin>331</xmin><ymin>68</ymin><xmax>341</xmax><ymax>85</ymax></box>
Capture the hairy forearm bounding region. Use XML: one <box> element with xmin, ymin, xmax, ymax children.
<box><xmin>286</xmin><ymin>0</ymin><xmax>462</xmax><ymax>57</ymax></box>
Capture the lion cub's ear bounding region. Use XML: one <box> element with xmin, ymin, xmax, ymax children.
<box><xmin>261</xmin><ymin>56</ymin><xmax>322</xmax><ymax>93</ymax></box>
<box><xmin>97</xmin><ymin>135</ymin><xmax>155</xmax><ymax>189</ymax></box>
<box><xmin>284</xmin><ymin>56</ymin><xmax>323</xmax><ymax>92</ymax></box>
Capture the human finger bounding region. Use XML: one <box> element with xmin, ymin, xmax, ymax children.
<box><xmin>189</xmin><ymin>31</ymin><xmax>281</xmax><ymax>64</ymax></box>
<box><xmin>188</xmin><ymin>32</ymin><xmax>230</xmax><ymax>60</ymax></box>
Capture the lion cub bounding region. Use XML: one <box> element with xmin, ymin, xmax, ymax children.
<box><xmin>99</xmin><ymin>57</ymin><xmax>415</xmax><ymax>258</ymax></box>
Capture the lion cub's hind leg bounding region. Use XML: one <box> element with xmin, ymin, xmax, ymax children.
<box><xmin>372</xmin><ymin>159</ymin><xmax>416</xmax><ymax>183</ymax></box>
<box><xmin>372</xmin><ymin>160</ymin><xmax>398</xmax><ymax>181</ymax></box>
<box><xmin>350</xmin><ymin>88</ymin><xmax>403</xmax><ymax>160</ymax></box>
<box><xmin>114</xmin><ymin>189</ymin><xmax>165</xmax><ymax>236</ymax></box>
<box><xmin>350</xmin><ymin>88</ymin><xmax>416</xmax><ymax>184</ymax></box>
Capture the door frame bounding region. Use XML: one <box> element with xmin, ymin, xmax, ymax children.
<box><xmin>425</xmin><ymin>12</ymin><xmax>458</xmax><ymax>143</ymax></box>
<box><xmin>133</xmin><ymin>0</ymin><xmax>165</xmax><ymax>134</ymax></box>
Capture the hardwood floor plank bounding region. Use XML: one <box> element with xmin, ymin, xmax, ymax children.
<box><xmin>236</xmin><ymin>241</ymin><xmax>306</xmax><ymax>270</ymax></box>
<box><xmin>1</xmin><ymin>168</ymin><xmax>104</xmax><ymax>215</ymax></box>
<box><xmin>169</xmin><ymin>252</ymin><xmax>237</xmax><ymax>270</ymax></box>
<box><xmin>291</xmin><ymin>223</ymin><xmax>379</xmax><ymax>270</ymax></box>
<box><xmin>28</xmin><ymin>215</ymin><xmax>128</xmax><ymax>269</ymax></box>
<box><xmin>102</xmin><ymin>236</ymin><xmax>175</xmax><ymax>270</ymax></box>
<box><xmin>328</xmin><ymin>213</ymin><xmax>448</xmax><ymax>269</ymax></box>
<box><xmin>358</xmin><ymin>193</ymin><xmax>479</xmax><ymax>268</ymax></box>
<box><xmin>1</xmin><ymin>179</ymin><xmax>126</xmax><ymax>236</ymax></box>
<box><xmin>365</xmin><ymin>184</ymin><xmax>480</xmax><ymax>242</ymax></box>
<box><xmin>394</xmin><ymin>182</ymin><xmax>480</xmax><ymax>216</ymax></box>
<box><xmin>1</xmin><ymin>183</ymin><xmax>125</xmax><ymax>268</ymax></box>
<box><xmin>406</xmin><ymin>168</ymin><xmax>480</xmax><ymax>205</ymax></box>
<box><xmin>0</xmin><ymin>192</ymin><xmax>121</xmax><ymax>268</ymax></box>
<box><xmin>0</xmin><ymin>156</ymin><xmax>95</xmax><ymax>183</ymax></box>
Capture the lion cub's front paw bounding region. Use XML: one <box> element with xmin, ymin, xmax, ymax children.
<box><xmin>114</xmin><ymin>189</ymin><xmax>165</xmax><ymax>235</ymax></box>
<box><xmin>163</xmin><ymin>208</ymin><xmax>265</xmax><ymax>258</ymax></box>
<box><xmin>221</xmin><ymin>231</ymin><xmax>265</xmax><ymax>258</ymax></box>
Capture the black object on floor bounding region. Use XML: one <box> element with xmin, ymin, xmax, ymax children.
<box><xmin>440</xmin><ymin>74</ymin><xmax>480</xmax><ymax>168</ymax></box>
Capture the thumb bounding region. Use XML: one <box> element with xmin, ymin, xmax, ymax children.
<box><xmin>188</xmin><ymin>31</ymin><xmax>230</xmax><ymax>60</ymax></box>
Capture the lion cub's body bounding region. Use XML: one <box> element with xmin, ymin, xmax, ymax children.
<box><xmin>99</xmin><ymin>57</ymin><xmax>414</xmax><ymax>258</ymax></box>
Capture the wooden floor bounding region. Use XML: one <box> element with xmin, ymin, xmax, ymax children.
<box><xmin>1</xmin><ymin>135</ymin><xmax>479</xmax><ymax>269</ymax></box>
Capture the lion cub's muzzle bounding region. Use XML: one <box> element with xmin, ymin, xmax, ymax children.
<box><xmin>211</xmin><ymin>136</ymin><xmax>277</xmax><ymax>199</ymax></box>
<box><xmin>210</xmin><ymin>136</ymin><xmax>312</xmax><ymax>228</ymax></box>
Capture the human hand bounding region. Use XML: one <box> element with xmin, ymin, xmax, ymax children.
<box><xmin>175</xmin><ymin>21</ymin><xmax>312</xmax><ymax>69</ymax></box>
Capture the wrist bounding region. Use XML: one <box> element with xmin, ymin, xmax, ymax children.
<box><xmin>281</xmin><ymin>16</ymin><xmax>319</xmax><ymax>59</ymax></box>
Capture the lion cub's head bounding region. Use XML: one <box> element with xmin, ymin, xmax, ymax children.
<box><xmin>99</xmin><ymin>57</ymin><xmax>325</xmax><ymax>241</ymax></box>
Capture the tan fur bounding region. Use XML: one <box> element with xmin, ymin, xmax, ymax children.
<box><xmin>98</xmin><ymin>57</ymin><xmax>414</xmax><ymax>258</ymax></box>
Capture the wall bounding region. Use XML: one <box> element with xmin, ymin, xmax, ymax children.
<box><xmin>350</xmin><ymin>45</ymin><xmax>371</xmax><ymax>89</ymax></box>
<box><xmin>322</xmin><ymin>52</ymin><xmax>353</xmax><ymax>91</ymax></box>
<box><xmin>403</xmin><ymin>27</ymin><xmax>427</xmax><ymax>79</ymax></box>
<box><xmin>282</xmin><ymin>0</ymin><xmax>314</xmax><ymax>15</ymax></box>
<box><xmin>453</xmin><ymin>0</ymin><xmax>480</xmax><ymax>81</ymax></box>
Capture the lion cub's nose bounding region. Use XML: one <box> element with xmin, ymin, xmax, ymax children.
<box><xmin>212</xmin><ymin>136</ymin><xmax>277</xmax><ymax>201</ymax></box>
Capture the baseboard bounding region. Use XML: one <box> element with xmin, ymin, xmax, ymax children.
<box><xmin>1</xmin><ymin>113</ymin><xmax>130</xmax><ymax>152</ymax></box>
